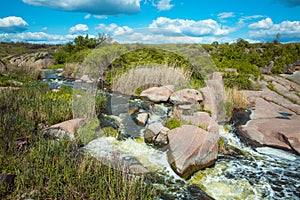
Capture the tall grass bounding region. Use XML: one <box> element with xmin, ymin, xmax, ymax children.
<box><xmin>225</xmin><ymin>88</ymin><xmax>250</xmax><ymax>118</ymax></box>
<box><xmin>0</xmin><ymin>80</ymin><xmax>155</xmax><ymax>199</ymax></box>
<box><xmin>3</xmin><ymin>137</ymin><xmax>155</xmax><ymax>199</ymax></box>
<box><xmin>112</xmin><ymin>64</ymin><xmax>191</xmax><ymax>95</ymax></box>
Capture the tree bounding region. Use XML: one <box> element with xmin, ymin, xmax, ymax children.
<box><xmin>273</xmin><ymin>33</ymin><xmax>281</xmax><ymax>44</ymax></box>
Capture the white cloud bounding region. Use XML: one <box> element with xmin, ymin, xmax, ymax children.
<box><xmin>0</xmin><ymin>32</ymin><xmax>76</xmax><ymax>44</ymax></box>
<box><xmin>218</xmin><ymin>12</ymin><xmax>235</xmax><ymax>19</ymax></box>
<box><xmin>149</xmin><ymin>17</ymin><xmax>233</xmax><ymax>37</ymax></box>
<box><xmin>22</xmin><ymin>0</ymin><xmax>141</xmax><ymax>15</ymax></box>
<box><xmin>42</xmin><ymin>27</ymin><xmax>48</xmax><ymax>31</ymax></box>
<box><xmin>84</xmin><ymin>14</ymin><xmax>91</xmax><ymax>19</ymax></box>
<box><xmin>94</xmin><ymin>15</ymin><xmax>108</xmax><ymax>19</ymax></box>
<box><xmin>155</xmin><ymin>0</ymin><xmax>174</xmax><ymax>11</ymax></box>
<box><xmin>69</xmin><ymin>24</ymin><xmax>89</xmax><ymax>34</ymax></box>
<box><xmin>95</xmin><ymin>23</ymin><xmax>133</xmax><ymax>36</ymax></box>
<box><xmin>0</xmin><ymin>16</ymin><xmax>29</xmax><ymax>33</ymax></box>
<box><xmin>248</xmin><ymin>17</ymin><xmax>273</xmax><ymax>29</ymax></box>
<box><xmin>248</xmin><ymin>18</ymin><xmax>300</xmax><ymax>42</ymax></box>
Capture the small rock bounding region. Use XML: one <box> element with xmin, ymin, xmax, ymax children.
<box><xmin>136</xmin><ymin>113</ymin><xmax>149</xmax><ymax>126</ymax></box>
<box><xmin>0</xmin><ymin>173</ymin><xmax>16</xmax><ymax>185</ymax></box>
<box><xmin>44</xmin><ymin>118</ymin><xmax>85</xmax><ymax>140</ymax></box>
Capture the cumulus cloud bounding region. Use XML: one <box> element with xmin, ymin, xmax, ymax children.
<box><xmin>22</xmin><ymin>0</ymin><xmax>141</xmax><ymax>15</ymax></box>
<box><xmin>149</xmin><ymin>17</ymin><xmax>233</xmax><ymax>37</ymax></box>
<box><xmin>154</xmin><ymin>0</ymin><xmax>174</xmax><ymax>11</ymax></box>
<box><xmin>248</xmin><ymin>18</ymin><xmax>300</xmax><ymax>42</ymax></box>
<box><xmin>69</xmin><ymin>24</ymin><xmax>89</xmax><ymax>34</ymax></box>
<box><xmin>274</xmin><ymin>0</ymin><xmax>300</xmax><ymax>7</ymax></box>
<box><xmin>0</xmin><ymin>32</ymin><xmax>76</xmax><ymax>44</ymax></box>
<box><xmin>95</xmin><ymin>23</ymin><xmax>133</xmax><ymax>36</ymax></box>
<box><xmin>248</xmin><ymin>17</ymin><xmax>273</xmax><ymax>29</ymax></box>
<box><xmin>0</xmin><ymin>16</ymin><xmax>29</xmax><ymax>33</ymax></box>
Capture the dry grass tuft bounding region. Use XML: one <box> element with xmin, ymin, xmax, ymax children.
<box><xmin>112</xmin><ymin>64</ymin><xmax>191</xmax><ymax>95</ymax></box>
<box><xmin>226</xmin><ymin>88</ymin><xmax>250</xmax><ymax>110</ymax></box>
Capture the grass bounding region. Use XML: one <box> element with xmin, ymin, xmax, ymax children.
<box><xmin>112</xmin><ymin>64</ymin><xmax>192</xmax><ymax>95</ymax></box>
<box><xmin>0</xmin><ymin>79</ymin><xmax>156</xmax><ymax>199</ymax></box>
<box><xmin>2</xmin><ymin>137</ymin><xmax>155</xmax><ymax>199</ymax></box>
<box><xmin>225</xmin><ymin>88</ymin><xmax>250</xmax><ymax>119</ymax></box>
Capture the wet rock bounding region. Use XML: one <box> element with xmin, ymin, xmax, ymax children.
<box><xmin>44</xmin><ymin>118</ymin><xmax>85</xmax><ymax>140</ymax></box>
<box><xmin>170</xmin><ymin>89</ymin><xmax>203</xmax><ymax>105</ymax></box>
<box><xmin>82</xmin><ymin>137</ymin><xmax>149</xmax><ymax>174</ymax></box>
<box><xmin>144</xmin><ymin>122</ymin><xmax>169</xmax><ymax>147</ymax></box>
<box><xmin>80</xmin><ymin>74</ymin><xmax>93</xmax><ymax>83</ymax></box>
<box><xmin>140</xmin><ymin>85</ymin><xmax>174</xmax><ymax>103</ymax></box>
<box><xmin>167</xmin><ymin>125</ymin><xmax>219</xmax><ymax>179</ymax></box>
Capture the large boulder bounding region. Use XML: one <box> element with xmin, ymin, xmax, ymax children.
<box><xmin>140</xmin><ymin>85</ymin><xmax>174</xmax><ymax>103</ymax></box>
<box><xmin>170</xmin><ymin>89</ymin><xmax>203</xmax><ymax>105</ymax></box>
<box><xmin>44</xmin><ymin>118</ymin><xmax>85</xmax><ymax>140</ymax></box>
<box><xmin>167</xmin><ymin>125</ymin><xmax>219</xmax><ymax>179</ymax></box>
<box><xmin>180</xmin><ymin>112</ymin><xmax>219</xmax><ymax>134</ymax></box>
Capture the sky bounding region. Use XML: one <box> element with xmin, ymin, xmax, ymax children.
<box><xmin>0</xmin><ymin>0</ymin><xmax>300</xmax><ymax>44</ymax></box>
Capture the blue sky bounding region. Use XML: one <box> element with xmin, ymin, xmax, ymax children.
<box><xmin>0</xmin><ymin>0</ymin><xmax>300</xmax><ymax>44</ymax></box>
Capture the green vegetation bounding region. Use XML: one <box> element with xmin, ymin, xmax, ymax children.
<box><xmin>0</xmin><ymin>78</ymin><xmax>155</xmax><ymax>199</ymax></box>
<box><xmin>1</xmin><ymin>137</ymin><xmax>155</xmax><ymax>199</ymax></box>
<box><xmin>166</xmin><ymin>118</ymin><xmax>182</xmax><ymax>129</ymax></box>
<box><xmin>206</xmin><ymin>39</ymin><xmax>300</xmax><ymax>89</ymax></box>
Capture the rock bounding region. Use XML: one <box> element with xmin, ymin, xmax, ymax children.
<box><xmin>260</xmin><ymin>61</ymin><xmax>274</xmax><ymax>74</ymax></box>
<box><xmin>82</xmin><ymin>137</ymin><xmax>149</xmax><ymax>174</ymax></box>
<box><xmin>144</xmin><ymin>122</ymin><xmax>169</xmax><ymax>147</ymax></box>
<box><xmin>0</xmin><ymin>60</ymin><xmax>7</xmax><ymax>72</ymax></box>
<box><xmin>7</xmin><ymin>80</ymin><xmax>23</xmax><ymax>86</ymax></box>
<box><xmin>34</xmin><ymin>58</ymin><xmax>54</xmax><ymax>68</ymax></box>
<box><xmin>170</xmin><ymin>89</ymin><xmax>203</xmax><ymax>105</ymax></box>
<box><xmin>167</xmin><ymin>125</ymin><xmax>219</xmax><ymax>179</ymax></box>
<box><xmin>80</xmin><ymin>74</ymin><xmax>93</xmax><ymax>82</ymax></box>
<box><xmin>0</xmin><ymin>173</ymin><xmax>16</xmax><ymax>185</ymax></box>
<box><xmin>200</xmin><ymin>86</ymin><xmax>217</xmax><ymax>119</ymax></box>
<box><xmin>238</xmin><ymin>77</ymin><xmax>300</xmax><ymax>155</ymax></box>
<box><xmin>44</xmin><ymin>118</ymin><xmax>85</xmax><ymax>140</ymax></box>
<box><xmin>136</xmin><ymin>113</ymin><xmax>149</xmax><ymax>126</ymax></box>
<box><xmin>140</xmin><ymin>85</ymin><xmax>174</xmax><ymax>103</ymax></box>
<box><xmin>180</xmin><ymin>112</ymin><xmax>219</xmax><ymax>134</ymax></box>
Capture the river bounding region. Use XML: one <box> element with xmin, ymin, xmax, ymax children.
<box><xmin>43</xmin><ymin>69</ymin><xmax>300</xmax><ymax>200</ymax></box>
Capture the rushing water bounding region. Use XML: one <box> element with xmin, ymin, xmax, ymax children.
<box><xmin>188</xmin><ymin>127</ymin><xmax>300</xmax><ymax>200</ymax></box>
<box><xmin>43</xmin><ymin>70</ymin><xmax>300</xmax><ymax>199</ymax></box>
<box><xmin>41</xmin><ymin>69</ymin><xmax>74</xmax><ymax>89</ymax></box>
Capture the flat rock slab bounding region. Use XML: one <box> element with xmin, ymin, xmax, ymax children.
<box><xmin>240</xmin><ymin>77</ymin><xmax>300</xmax><ymax>155</ymax></box>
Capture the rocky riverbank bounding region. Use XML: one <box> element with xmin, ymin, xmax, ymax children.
<box><xmin>235</xmin><ymin>75</ymin><xmax>300</xmax><ymax>155</ymax></box>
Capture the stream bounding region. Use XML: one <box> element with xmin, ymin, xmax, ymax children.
<box><xmin>43</xmin><ymin>69</ymin><xmax>300</xmax><ymax>200</ymax></box>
